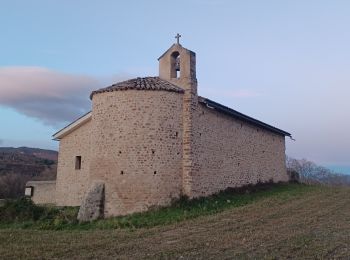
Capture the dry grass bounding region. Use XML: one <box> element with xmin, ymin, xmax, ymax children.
<box><xmin>0</xmin><ymin>185</ymin><xmax>349</xmax><ymax>259</ymax></box>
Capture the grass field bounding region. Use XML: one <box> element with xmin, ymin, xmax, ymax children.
<box><xmin>0</xmin><ymin>184</ymin><xmax>349</xmax><ymax>259</ymax></box>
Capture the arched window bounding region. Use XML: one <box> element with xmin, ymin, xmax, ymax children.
<box><xmin>171</xmin><ymin>51</ymin><xmax>180</xmax><ymax>78</ymax></box>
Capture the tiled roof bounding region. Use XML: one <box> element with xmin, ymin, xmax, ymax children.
<box><xmin>199</xmin><ymin>97</ymin><xmax>291</xmax><ymax>137</ymax></box>
<box><xmin>90</xmin><ymin>77</ymin><xmax>184</xmax><ymax>99</ymax></box>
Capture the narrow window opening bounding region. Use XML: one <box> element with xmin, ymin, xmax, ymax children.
<box><xmin>120</xmin><ymin>170</ymin><xmax>124</xmax><ymax>175</ymax></box>
<box><xmin>171</xmin><ymin>51</ymin><xmax>180</xmax><ymax>78</ymax></box>
<box><xmin>152</xmin><ymin>149</ymin><xmax>155</xmax><ymax>155</ymax></box>
<box><xmin>75</xmin><ymin>156</ymin><xmax>82</xmax><ymax>170</ymax></box>
<box><xmin>175</xmin><ymin>132</ymin><xmax>178</xmax><ymax>137</ymax></box>
<box><xmin>154</xmin><ymin>171</ymin><xmax>157</xmax><ymax>175</ymax></box>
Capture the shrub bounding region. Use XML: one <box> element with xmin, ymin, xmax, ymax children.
<box><xmin>0</xmin><ymin>197</ymin><xmax>46</xmax><ymax>222</ymax></box>
<box><xmin>0</xmin><ymin>198</ymin><xmax>79</xmax><ymax>229</ymax></box>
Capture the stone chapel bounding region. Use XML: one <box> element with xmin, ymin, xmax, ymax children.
<box><xmin>26</xmin><ymin>37</ymin><xmax>291</xmax><ymax>218</ymax></box>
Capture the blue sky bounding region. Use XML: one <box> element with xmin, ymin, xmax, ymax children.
<box><xmin>0</xmin><ymin>0</ymin><xmax>349</xmax><ymax>168</ymax></box>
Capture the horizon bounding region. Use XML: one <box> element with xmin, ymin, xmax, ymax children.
<box><xmin>1</xmin><ymin>0</ymin><xmax>350</xmax><ymax>167</ymax></box>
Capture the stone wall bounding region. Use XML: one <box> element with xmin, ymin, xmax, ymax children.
<box><xmin>189</xmin><ymin>103</ymin><xmax>289</xmax><ymax>198</ymax></box>
<box><xmin>51</xmin><ymin>43</ymin><xmax>290</xmax><ymax>217</ymax></box>
<box><xmin>53</xmin><ymin>88</ymin><xmax>288</xmax><ymax>214</ymax></box>
<box><xmin>26</xmin><ymin>181</ymin><xmax>56</xmax><ymax>204</ymax></box>
<box><xmin>89</xmin><ymin>90</ymin><xmax>184</xmax><ymax>217</ymax></box>
<box><xmin>55</xmin><ymin>119</ymin><xmax>91</xmax><ymax>206</ymax></box>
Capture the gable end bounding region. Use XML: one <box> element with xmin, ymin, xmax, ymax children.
<box><xmin>52</xmin><ymin>112</ymin><xmax>92</xmax><ymax>140</ymax></box>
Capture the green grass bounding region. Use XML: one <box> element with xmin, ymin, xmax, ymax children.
<box><xmin>0</xmin><ymin>183</ymin><xmax>314</xmax><ymax>230</ymax></box>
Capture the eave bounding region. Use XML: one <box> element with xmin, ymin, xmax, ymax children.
<box><xmin>52</xmin><ymin>112</ymin><xmax>92</xmax><ymax>141</ymax></box>
<box><xmin>199</xmin><ymin>97</ymin><xmax>291</xmax><ymax>137</ymax></box>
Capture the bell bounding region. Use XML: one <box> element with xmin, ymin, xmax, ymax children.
<box><xmin>175</xmin><ymin>57</ymin><xmax>180</xmax><ymax>71</ymax></box>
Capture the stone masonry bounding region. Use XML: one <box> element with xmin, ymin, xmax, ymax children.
<box><xmin>55</xmin><ymin>119</ymin><xmax>91</xmax><ymax>206</ymax></box>
<box><xmin>29</xmin><ymin>40</ymin><xmax>291</xmax><ymax>218</ymax></box>
<box><xmin>26</xmin><ymin>181</ymin><xmax>56</xmax><ymax>204</ymax></box>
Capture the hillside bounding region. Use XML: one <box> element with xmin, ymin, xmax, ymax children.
<box><xmin>0</xmin><ymin>184</ymin><xmax>349</xmax><ymax>259</ymax></box>
<box><xmin>0</xmin><ymin>147</ymin><xmax>58</xmax><ymax>199</ymax></box>
<box><xmin>0</xmin><ymin>147</ymin><xmax>58</xmax><ymax>161</ymax></box>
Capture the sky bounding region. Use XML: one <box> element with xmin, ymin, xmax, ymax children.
<box><xmin>0</xmin><ymin>0</ymin><xmax>349</xmax><ymax>168</ymax></box>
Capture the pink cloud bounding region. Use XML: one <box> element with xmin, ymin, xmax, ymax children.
<box><xmin>0</xmin><ymin>66</ymin><xmax>100</xmax><ymax>127</ymax></box>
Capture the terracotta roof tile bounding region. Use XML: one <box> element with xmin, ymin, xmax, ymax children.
<box><xmin>90</xmin><ymin>77</ymin><xmax>184</xmax><ymax>99</ymax></box>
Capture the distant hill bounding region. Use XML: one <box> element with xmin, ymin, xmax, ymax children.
<box><xmin>0</xmin><ymin>147</ymin><xmax>58</xmax><ymax>199</ymax></box>
<box><xmin>0</xmin><ymin>147</ymin><xmax>58</xmax><ymax>161</ymax></box>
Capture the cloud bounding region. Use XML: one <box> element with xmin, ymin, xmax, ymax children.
<box><xmin>0</xmin><ymin>67</ymin><xmax>107</xmax><ymax>127</ymax></box>
<box><xmin>0</xmin><ymin>139</ymin><xmax>3</xmax><ymax>145</ymax></box>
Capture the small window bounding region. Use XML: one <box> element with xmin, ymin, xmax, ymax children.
<box><xmin>75</xmin><ymin>156</ymin><xmax>82</xmax><ymax>170</ymax></box>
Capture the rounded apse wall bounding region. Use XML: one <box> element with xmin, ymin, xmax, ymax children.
<box><xmin>89</xmin><ymin>89</ymin><xmax>183</xmax><ymax>217</ymax></box>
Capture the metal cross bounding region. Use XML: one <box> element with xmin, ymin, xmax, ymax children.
<box><xmin>175</xmin><ymin>33</ymin><xmax>181</xmax><ymax>44</ymax></box>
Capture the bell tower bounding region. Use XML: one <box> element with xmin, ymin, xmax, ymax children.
<box><xmin>158</xmin><ymin>33</ymin><xmax>197</xmax><ymax>94</ymax></box>
<box><xmin>158</xmin><ymin>34</ymin><xmax>198</xmax><ymax>197</ymax></box>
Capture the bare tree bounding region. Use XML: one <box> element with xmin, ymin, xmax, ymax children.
<box><xmin>0</xmin><ymin>173</ymin><xmax>31</xmax><ymax>199</ymax></box>
<box><xmin>286</xmin><ymin>156</ymin><xmax>350</xmax><ymax>186</ymax></box>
